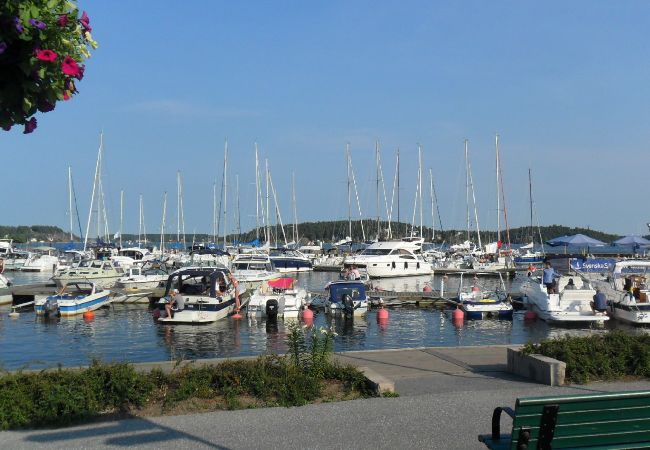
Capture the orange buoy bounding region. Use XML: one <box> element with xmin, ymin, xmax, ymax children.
<box><xmin>302</xmin><ymin>308</ymin><xmax>314</xmax><ymax>320</ymax></box>
<box><xmin>423</xmin><ymin>284</ymin><xmax>433</xmax><ymax>293</ymax></box>
<box><xmin>452</xmin><ymin>308</ymin><xmax>464</xmax><ymax>320</ymax></box>
<box><xmin>377</xmin><ymin>307</ymin><xmax>389</xmax><ymax>321</ymax></box>
<box><xmin>83</xmin><ymin>311</ymin><xmax>94</xmax><ymax>321</ymax></box>
<box><xmin>231</xmin><ymin>310</ymin><xmax>242</xmax><ymax>320</ymax></box>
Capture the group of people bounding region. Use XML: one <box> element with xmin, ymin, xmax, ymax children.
<box><xmin>342</xmin><ymin>265</ymin><xmax>362</xmax><ymax>281</ymax></box>
<box><xmin>164</xmin><ymin>272</ymin><xmax>241</xmax><ymax>318</ymax></box>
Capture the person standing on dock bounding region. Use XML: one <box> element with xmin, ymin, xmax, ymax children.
<box><xmin>229</xmin><ymin>273</ymin><xmax>241</xmax><ymax>312</ymax></box>
<box><xmin>542</xmin><ymin>262</ymin><xmax>558</xmax><ymax>294</ymax></box>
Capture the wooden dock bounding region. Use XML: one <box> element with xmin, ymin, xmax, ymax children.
<box><xmin>11</xmin><ymin>282</ymin><xmax>59</xmax><ymax>304</ymax></box>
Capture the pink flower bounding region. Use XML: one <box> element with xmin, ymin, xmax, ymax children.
<box><xmin>23</xmin><ymin>117</ymin><xmax>37</xmax><ymax>134</ymax></box>
<box><xmin>79</xmin><ymin>11</ymin><xmax>91</xmax><ymax>32</ymax></box>
<box><xmin>61</xmin><ymin>56</ymin><xmax>80</xmax><ymax>76</ymax></box>
<box><xmin>36</xmin><ymin>49</ymin><xmax>57</xmax><ymax>62</ymax></box>
<box><xmin>57</xmin><ymin>14</ymin><xmax>68</xmax><ymax>27</ymax></box>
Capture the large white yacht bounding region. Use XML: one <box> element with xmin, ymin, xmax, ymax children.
<box><xmin>343</xmin><ymin>240</ymin><xmax>432</xmax><ymax>278</ymax></box>
<box><xmin>521</xmin><ymin>275</ymin><xmax>609</xmax><ymax>324</ymax></box>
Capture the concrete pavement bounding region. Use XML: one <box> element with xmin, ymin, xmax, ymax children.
<box><xmin>4</xmin><ymin>345</ymin><xmax>650</xmax><ymax>449</ymax></box>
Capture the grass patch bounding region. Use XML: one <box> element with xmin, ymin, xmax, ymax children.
<box><xmin>0</xmin><ymin>324</ymin><xmax>379</xmax><ymax>430</ymax></box>
<box><xmin>523</xmin><ymin>331</ymin><xmax>650</xmax><ymax>384</ymax></box>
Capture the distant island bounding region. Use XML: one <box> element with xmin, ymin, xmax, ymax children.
<box><xmin>0</xmin><ymin>222</ymin><xmax>638</xmax><ymax>246</ymax></box>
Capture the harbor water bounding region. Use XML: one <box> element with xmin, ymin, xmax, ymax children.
<box><xmin>0</xmin><ymin>270</ymin><xmax>639</xmax><ymax>370</ymax></box>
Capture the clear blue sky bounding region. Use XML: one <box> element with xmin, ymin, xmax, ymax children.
<box><xmin>3</xmin><ymin>1</ymin><xmax>650</xmax><ymax>237</ymax></box>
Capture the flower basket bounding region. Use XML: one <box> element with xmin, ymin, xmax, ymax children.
<box><xmin>0</xmin><ymin>1</ymin><xmax>97</xmax><ymax>133</ymax></box>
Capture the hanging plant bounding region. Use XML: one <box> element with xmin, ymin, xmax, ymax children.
<box><xmin>0</xmin><ymin>1</ymin><xmax>97</xmax><ymax>134</ymax></box>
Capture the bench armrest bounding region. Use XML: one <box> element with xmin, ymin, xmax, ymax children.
<box><xmin>492</xmin><ymin>406</ymin><xmax>515</xmax><ymax>440</ymax></box>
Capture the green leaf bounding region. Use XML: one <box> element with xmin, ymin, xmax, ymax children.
<box><xmin>22</xmin><ymin>97</ymin><xmax>32</xmax><ymax>114</ymax></box>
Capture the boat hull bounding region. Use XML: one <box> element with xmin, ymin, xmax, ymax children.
<box><xmin>35</xmin><ymin>292</ymin><xmax>111</xmax><ymax>316</ymax></box>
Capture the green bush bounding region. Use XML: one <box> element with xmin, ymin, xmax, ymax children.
<box><xmin>0</xmin><ymin>355</ymin><xmax>376</xmax><ymax>430</ymax></box>
<box><xmin>523</xmin><ymin>331</ymin><xmax>650</xmax><ymax>383</ymax></box>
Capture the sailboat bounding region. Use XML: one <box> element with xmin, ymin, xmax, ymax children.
<box><xmin>514</xmin><ymin>168</ymin><xmax>546</xmax><ymax>265</ymax></box>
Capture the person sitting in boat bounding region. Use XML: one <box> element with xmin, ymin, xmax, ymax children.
<box><xmin>217</xmin><ymin>274</ymin><xmax>227</xmax><ymax>296</ymax></box>
<box><xmin>590</xmin><ymin>289</ymin><xmax>608</xmax><ymax>314</ymax></box>
<box><xmin>350</xmin><ymin>265</ymin><xmax>361</xmax><ymax>280</ymax></box>
<box><xmin>165</xmin><ymin>288</ymin><xmax>184</xmax><ymax>318</ymax></box>
<box><xmin>565</xmin><ymin>278</ymin><xmax>576</xmax><ymax>290</ymax></box>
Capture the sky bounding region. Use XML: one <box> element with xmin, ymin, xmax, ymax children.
<box><xmin>3</xmin><ymin>1</ymin><xmax>650</xmax><ymax>238</ymax></box>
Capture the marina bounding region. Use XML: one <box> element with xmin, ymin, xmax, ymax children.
<box><xmin>0</xmin><ymin>267</ymin><xmax>647</xmax><ymax>371</ymax></box>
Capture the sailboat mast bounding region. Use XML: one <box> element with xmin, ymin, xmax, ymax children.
<box><xmin>465</xmin><ymin>139</ymin><xmax>470</xmax><ymax>242</ymax></box>
<box><xmin>429</xmin><ymin>168</ymin><xmax>435</xmax><ymax>241</ymax></box>
<box><xmin>419</xmin><ymin>144</ymin><xmax>423</xmax><ymax>239</ymax></box>
<box><xmin>138</xmin><ymin>194</ymin><xmax>142</xmax><ymax>245</ymax></box>
<box><xmin>212</xmin><ymin>182</ymin><xmax>217</xmax><ymax>244</ymax></box>
<box><xmin>179</xmin><ymin>172</ymin><xmax>186</xmax><ymax>249</ymax></box>
<box><xmin>467</xmin><ymin>142</ymin><xmax>482</xmax><ymax>249</ymax></box>
<box><xmin>376</xmin><ymin>141</ymin><xmax>380</xmax><ymax>239</ymax></box>
<box><xmin>68</xmin><ymin>166</ymin><xmax>73</xmax><ymax>241</ymax></box>
<box><xmin>119</xmin><ymin>189</ymin><xmax>123</xmax><ymax>248</ymax></box>
<box><xmin>346</xmin><ymin>143</ymin><xmax>352</xmax><ymax>240</ymax></box>
<box><xmin>236</xmin><ymin>174</ymin><xmax>241</xmax><ymax>244</ymax></box>
<box><xmin>83</xmin><ymin>132</ymin><xmax>102</xmax><ymax>252</ymax></box>
<box><xmin>160</xmin><ymin>191</ymin><xmax>167</xmax><ymax>254</ymax></box>
<box><xmin>176</xmin><ymin>171</ymin><xmax>180</xmax><ymax>243</ymax></box>
<box><xmin>223</xmin><ymin>140</ymin><xmax>228</xmax><ymax>248</ymax></box>
<box><xmin>255</xmin><ymin>143</ymin><xmax>260</xmax><ymax>241</ymax></box>
<box><xmin>529</xmin><ymin>168</ymin><xmax>534</xmax><ymax>243</ymax></box>
<box><xmin>292</xmin><ymin>172</ymin><xmax>298</xmax><ymax>244</ymax></box>
<box><xmin>495</xmin><ymin>134</ymin><xmax>501</xmax><ymax>244</ymax></box>
<box><xmin>397</xmin><ymin>148</ymin><xmax>400</xmax><ymax>236</ymax></box>
<box><xmin>265</xmin><ymin>159</ymin><xmax>270</xmax><ymax>246</ymax></box>
<box><xmin>142</xmin><ymin>196</ymin><xmax>147</xmax><ymax>245</ymax></box>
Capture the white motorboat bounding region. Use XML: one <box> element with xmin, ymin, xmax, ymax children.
<box><xmin>521</xmin><ymin>275</ymin><xmax>609</xmax><ymax>324</ymax></box>
<box><xmin>454</xmin><ymin>273</ymin><xmax>513</xmax><ymax>320</ymax></box>
<box><xmin>247</xmin><ymin>277</ymin><xmax>307</xmax><ymax>319</ymax></box>
<box><xmin>269</xmin><ymin>248</ymin><xmax>313</xmax><ymax>273</ymax></box>
<box><xmin>325</xmin><ymin>280</ymin><xmax>369</xmax><ymax>317</ymax></box>
<box><xmin>343</xmin><ymin>240</ymin><xmax>432</xmax><ymax>278</ymax></box>
<box><xmin>52</xmin><ymin>259</ymin><xmax>125</xmax><ymax>289</ymax></box>
<box><xmin>313</xmin><ymin>254</ymin><xmax>344</xmax><ymax>271</ymax></box>
<box><xmin>230</xmin><ymin>253</ymin><xmax>277</xmax><ymax>288</ymax></box>
<box><xmin>2</xmin><ymin>250</ymin><xmax>30</xmax><ymax>271</ymax></box>
<box><xmin>591</xmin><ymin>260</ymin><xmax>650</xmax><ymax>325</ymax></box>
<box><xmin>20</xmin><ymin>247</ymin><xmax>59</xmax><ymax>272</ymax></box>
<box><xmin>114</xmin><ymin>265</ymin><xmax>168</xmax><ymax>292</ymax></box>
<box><xmin>35</xmin><ymin>282</ymin><xmax>111</xmax><ymax>317</ymax></box>
<box><xmin>297</xmin><ymin>245</ymin><xmax>323</xmax><ymax>262</ymax></box>
<box><xmin>155</xmin><ymin>267</ymin><xmax>240</xmax><ymax>324</ymax></box>
<box><xmin>0</xmin><ymin>272</ymin><xmax>12</xmax><ymax>305</ymax></box>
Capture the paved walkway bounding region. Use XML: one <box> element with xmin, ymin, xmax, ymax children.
<box><xmin>4</xmin><ymin>346</ymin><xmax>650</xmax><ymax>449</ymax></box>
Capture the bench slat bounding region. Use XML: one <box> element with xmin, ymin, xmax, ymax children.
<box><xmin>518</xmin><ymin>405</ymin><xmax>650</xmax><ymax>426</ymax></box>
<box><xmin>515</xmin><ymin>396</ymin><xmax>650</xmax><ymax>416</ymax></box>
<box><xmin>516</xmin><ymin>391</ymin><xmax>650</xmax><ymax>407</ymax></box>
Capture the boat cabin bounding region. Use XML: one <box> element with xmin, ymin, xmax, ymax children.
<box><xmin>164</xmin><ymin>267</ymin><xmax>231</xmax><ymax>298</ymax></box>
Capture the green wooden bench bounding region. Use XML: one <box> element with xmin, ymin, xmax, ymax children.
<box><xmin>479</xmin><ymin>390</ymin><xmax>650</xmax><ymax>449</ymax></box>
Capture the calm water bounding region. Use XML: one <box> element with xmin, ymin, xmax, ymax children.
<box><xmin>0</xmin><ymin>270</ymin><xmax>640</xmax><ymax>370</ymax></box>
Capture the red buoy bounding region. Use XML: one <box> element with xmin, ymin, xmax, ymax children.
<box><xmin>377</xmin><ymin>307</ymin><xmax>389</xmax><ymax>320</ymax></box>
<box><xmin>231</xmin><ymin>311</ymin><xmax>242</xmax><ymax>320</ymax></box>
<box><xmin>452</xmin><ymin>308</ymin><xmax>464</xmax><ymax>320</ymax></box>
<box><xmin>524</xmin><ymin>310</ymin><xmax>537</xmax><ymax>321</ymax></box>
<box><xmin>302</xmin><ymin>308</ymin><xmax>314</xmax><ymax>320</ymax></box>
<box><xmin>83</xmin><ymin>311</ymin><xmax>94</xmax><ymax>321</ymax></box>
<box><xmin>423</xmin><ymin>284</ymin><xmax>433</xmax><ymax>293</ymax></box>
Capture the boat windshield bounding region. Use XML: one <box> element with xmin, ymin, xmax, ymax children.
<box><xmin>329</xmin><ymin>283</ymin><xmax>366</xmax><ymax>302</ymax></box>
<box><xmin>360</xmin><ymin>249</ymin><xmax>391</xmax><ymax>256</ymax></box>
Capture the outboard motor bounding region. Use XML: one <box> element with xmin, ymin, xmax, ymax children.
<box><xmin>266</xmin><ymin>298</ymin><xmax>279</xmax><ymax>321</ymax></box>
<box><xmin>342</xmin><ymin>294</ymin><xmax>355</xmax><ymax>316</ymax></box>
<box><xmin>44</xmin><ymin>298</ymin><xmax>60</xmax><ymax>318</ymax></box>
